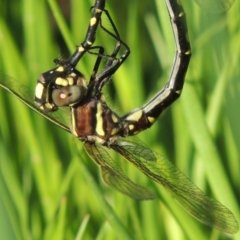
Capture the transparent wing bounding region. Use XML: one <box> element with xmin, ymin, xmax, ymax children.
<box><xmin>84</xmin><ymin>142</ymin><xmax>156</xmax><ymax>200</ymax></box>
<box><xmin>112</xmin><ymin>138</ymin><xmax>239</xmax><ymax>234</ymax></box>
<box><xmin>0</xmin><ymin>73</ymin><xmax>71</xmax><ymax>133</ymax></box>
<box><xmin>194</xmin><ymin>0</ymin><xmax>235</xmax><ymax>13</ymax></box>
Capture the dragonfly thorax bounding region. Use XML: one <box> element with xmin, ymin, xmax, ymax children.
<box><xmin>71</xmin><ymin>97</ymin><xmax>123</xmax><ymax>144</ymax></box>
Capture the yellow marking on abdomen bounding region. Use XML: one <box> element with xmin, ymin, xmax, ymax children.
<box><xmin>126</xmin><ymin>110</ymin><xmax>142</xmax><ymax>122</ymax></box>
<box><xmin>90</xmin><ymin>17</ymin><xmax>97</xmax><ymax>26</ymax></box>
<box><xmin>178</xmin><ymin>12</ymin><xmax>184</xmax><ymax>17</ymax></box>
<box><xmin>147</xmin><ymin>116</ymin><xmax>156</xmax><ymax>124</ymax></box>
<box><xmin>175</xmin><ymin>89</ymin><xmax>182</xmax><ymax>95</ymax></box>
<box><xmin>95</xmin><ymin>9</ymin><xmax>102</xmax><ymax>13</ymax></box>
<box><xmin>78</xmin><ymin>46</ymin><xmax>85</xmax><ymax>52</ymax></box>
<box><xmin>129</xmin><ymin>124</ymin><xmax>134</xmax><ymax>130</ymax></box>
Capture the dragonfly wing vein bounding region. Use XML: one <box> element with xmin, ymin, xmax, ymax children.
<box><xmin>84</xmin><ymin>142</ymin><xmax>156</xmax><ymax>200</ymax></box>
<box><xmin>113</xmin><ymin>138</ymin><xmax>239</xmax><ymax>234</ymax></box>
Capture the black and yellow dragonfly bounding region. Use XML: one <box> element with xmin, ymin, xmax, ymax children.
<box><xmin>0</xmin><ymin>0</ymin><xmax>238</xmax><ymax>235</ymax></box>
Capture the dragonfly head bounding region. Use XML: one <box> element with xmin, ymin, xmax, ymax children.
<box><xmin>34</xmin><ymin>67</ymin><xmax>88</xmax><ymax>112</ymax></box>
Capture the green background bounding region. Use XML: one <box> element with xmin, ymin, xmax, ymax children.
<box><xmin>0</xmin><ymin>0</ymin><xmax>239</xmax><ymax>239</ymax></box>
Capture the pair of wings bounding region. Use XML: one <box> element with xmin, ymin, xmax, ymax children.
<box><xmin>85</xmin><ymin>139</ymin><xmax>238</xmax><ymax>234</ymax></box>
<box><xmin>0</xmin><ymin>76</ymin><xmax>238</xmax><ymax>234</ymax></box>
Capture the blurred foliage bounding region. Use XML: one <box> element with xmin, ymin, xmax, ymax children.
<box><xmin>0</xmin><ymin>0</ymin><xmax>239</xmax><ymax>239</ymax></box>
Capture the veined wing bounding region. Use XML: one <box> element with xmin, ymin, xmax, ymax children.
<box><xmin>0</xmin><ymin>74</ymin><xmax>71</xmax><ymax>133</ymax></box>
<box><xmin>84</xmin><ymin>142</ymin><xmax>156</xmax><ymax>200</ymax></box>
<box><xmin>112</xmin><ymin>138</ymin><xmax>239</xmax><ymax>234</ymax></box>
<box><xmin>194</xmin><ymin>0</ymin><xmax>234</xmax><ymax>13</ymax></box>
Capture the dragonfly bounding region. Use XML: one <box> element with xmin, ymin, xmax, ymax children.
<box><xmin>0</xmin><ymin>0</ymin><xmax>238</xmax><ymax>235</ymax></box>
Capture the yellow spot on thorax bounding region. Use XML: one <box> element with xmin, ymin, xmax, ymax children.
<box><xmin>111</xmin><ymin>128</ymin><xmax>119</xmax><ymax>135</ymax></box>
<box><xmin>71</xmin><ymin>109</ymin><xmax>78</xmax><ymax>137</ymax></box>
<box><xmin>111</xmin><ymin>114</ymin><xmax>119</xmax><ymax>123</ymax></box>
<box><xmin>96</xmin><ymin>103</ymin><xmax>104</xmax><ymax>136</ymax></box>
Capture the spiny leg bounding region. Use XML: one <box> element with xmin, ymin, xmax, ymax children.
<box><xmin>87</xmin><ymin>42</ymin><xmax>122</xmax><ymax>96</ymax></box>
<box><xmin>120</xmin><ymin>0</ymin><xmax>191</xmax><ymax>136</ymax></box>
<box><xmin>93</xmin><ymin>9</ymin><xmax>130</xmax><ymax>91</ymax></box>
<box><xmin>85</xmin><ymin>41</ymin><xmax>122</xmax><ymax>95</ymax></box>
<box><xmin>81</xmin><ymin>7</ymin><xmax>129</xmax><ymax>95</ymax></box>
<box><xmin>87</xmin><ymin>8</ymin><xmax>130</xmax><ymax>93</ymax></box>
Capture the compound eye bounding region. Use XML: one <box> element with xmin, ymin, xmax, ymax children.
<box><xmin>52</xmin><ymin>85</ymin><xmax>85</xmax><ymax>107</ymax></box>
